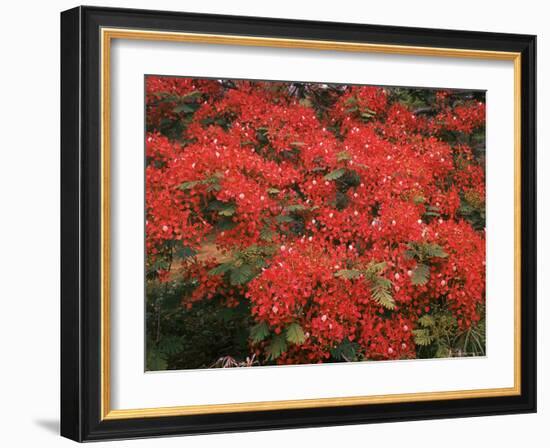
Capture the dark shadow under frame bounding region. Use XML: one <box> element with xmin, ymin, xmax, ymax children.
<box><xmin>61</xmin><ymin>5</ymin><xmax>536</xmax><ymax>442</ymax></box>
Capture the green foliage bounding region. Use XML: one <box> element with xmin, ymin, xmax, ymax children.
<box><xmin>178</xmin><ymin>180</ymin><xmax>201</xmax><ymax>190</ymax></box>
<box><xmin>205</xmin><ymin>200</ymin><xmax>236</xmax><ymax>217</ymax></box>
<box><xmin>286</xmin><ymin>323</ymin><xmax>306</xmax><ymax>345</ymax></box>
<box><xmin>418</xmin><ymin>314</ymin><xmax>436</xmax><ymax>327</ymax></box>
<box><xmin>413</xmin><ymin>195</ymin><xmax>426</xmax><ymax>205</ymax></box>
<box><xmin>260</xmin><ymin>226</ymin><xmax>275</xmax><ymax>242</ymax></box>
<box><xmin>267</xmin><ymin>335</ymin><xmax>288</xmax><ymax>360</ymax></box>
<box><xmin>343</xmin><ymin>95</ymin><xmax>377</xmax><ymax>122</ymax></box>
<box><xmin>360</xmin><ymin>262</ymin><xmax>395</xmax><ymax>310</ymax></box>
<box><xmin>146</xmin><ymin>348</ymin><xmax>168</xmax><ymax>371</ymax></box>
<box><xmin>324</xmin><ymin>168</ymin><xmax>346</xmax><ymax>181</ymax></box>
<box><xmin>422</xmin><ymin>204</ymin><xmax>441</xmax><ymax>223</ymax></box>
<box><xmin>413</xmin><ymin>310</ymin><xmax>451</xmax><ymax>353</ymax></box>
<box><xmin>215</xmin><ymin>218</ymin><xmax>237</xmax><ymax>231</ymax></box>
<box><xmin>388</xmin><ymin>88</ymin><xmax>432</xmax><ymax>111</ymax></box>
<box><xmin>147</xmin><ymin>91</ymin><xmax>203</xmax><ymax>140</ymax></box>
<box><xmin>458</xmin><ymin>193</ymin><xmax>486</xmax><ymax>231</ymax></box>
<box><xmin>412</xmin><ymin>328</ymin><xmax>434</xmax><ymax>346</ymax></box>
<box><xmin>405</xmin><ymin>242</ymin><xmax>448</xmax><ymax>262</ymax></box>
<box><xmin>454</xmin><ymin>318</ymin><xmax>486</xmax><ymax>357</ymax></box>
<box><xmin>334</xmin><ymin>269</ymin><xmax>363</xmax><ymax>279</ymax></box>
<box><xmin>218</xmin><ymin>206</ymin><xmax>236</xmax><ymax>217</ymax></box>
<box><xmin>413</xmin><ymin>304</ymin><xmax>485</xmax><ymax>359</ymax></box>
<box><xmin>174</xmin><ymin>245</ymin><xmax>197</xmax><ymax>259</ymax></box>
<box><xmin>275</xmin><ymin>214</ymin><xmax>297</xmax><ymax>223</ymax></box>
<box><xmin>146</xmin><ymin>287</ymin><xmax>254</xmax><ymax>370</ymax></box>
<box><xmin>405</xmin><ymin>242</ymin><xmax>448</xmax><ymax>287</ymax></box>
<box><xmin>335</xmin><ymin>261</ymin><xmax>395</xmax><ymax>310</ymax></box>
<box><xmin>208</xmin><ymin>262</ymin><xmax>233</xmax><ymax>276</ymax></box>
<box><xmin>330</xmin><ymin>340</ymin><xmax>361</xmax><ymax>362</ymax></box>
<box><xmin>250</xmin><ymin>321</ymin><xmax>270</xmax><ymax>343</ymax></box>
<box><xmin>229</xmin><ymin>264</ymin><xmax>254</xmax><ymax>286</ymax></box>
<box><xmin>284</xmin><ymin>204</ymin><xmax>307</xmax><ymax>212</ymax></box>
<box><xmin>208</xmin><ymin>245</ymin><xmax>275</xmax><ymax>286</ymax></box>
<box><xmin>336</xmin><ymin>151</ymin><xmax>351</xmax><ymax>161</ymax></box>
<box><xmin>178</xmin><ymin>173</ymin><xmax>223</xmax><ymax>191</ymax></box>
<box><xmin>370</xmin><ymin>278</ymin><xmax>396</xmax><ymax>310</ymax></box>
<box><xmin>411</xmin><ymin>263</ymin><xmax>430</xmax><ymax>286</ymax></box>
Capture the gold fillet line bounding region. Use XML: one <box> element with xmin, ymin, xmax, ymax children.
<box><xmin>514</xmin><ymin>54</ymin><xmax>522</xmax><ymax>393</ymax></box>
<box><xmin>100</xmin><ymin>27</ymin><xmax>522</xmax><ymax>420</ymax></box>
<box><xmin>100</xmin><ymin>29</ymin><xmax>112</xmax><ymax>421</ymax></box>
<box><xmin>102</xmin><ymin>28</ymin><xmax>519</xmax><ymax>60</ymax></box>
<box><xmin>104</xmin><ymin>387</ymin><xmax>519</xmax><ymax>420</ymax></box>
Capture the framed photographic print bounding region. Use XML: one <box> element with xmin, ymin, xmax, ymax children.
<box><xmin>60</xmin><ymin>6</ymin><xmax>536</xmax><ymax>442</ymax></box>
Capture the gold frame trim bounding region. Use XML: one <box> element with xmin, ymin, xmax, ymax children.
<box><xmin>100</xmin><ymin>28</ymin><xmax>522</xmax><ymax>420</ymax></box>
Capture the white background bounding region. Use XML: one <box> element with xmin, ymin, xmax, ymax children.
<box><xmin>111</xmin><ymin>40</ymin><xmax>515</xmax><ymax>409</ymax></box>
<box><xmin>0</xmin><ymin>0</ymin><xmax>546</xmax><ymax>447</ymax></box>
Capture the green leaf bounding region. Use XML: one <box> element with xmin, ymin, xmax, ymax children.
<box><xmin>178</xmin><ymin>180</ymin><xmax>201</xmax><ymax>190</ymax></box>
<box><xmin>361</xmin><ymin>111</ymin><xmax>375</xmax><ymax>120</ymax></box>
<box><xmin>146</xmin><ymin>349</ymin><xmax>168</xmax><ymax>371</ymax></box>
<box><xmin>311</xmin><ymin>166</ymin><xmax>327</xmax><ymax>173</ymax></box>
<box><xmin>159</xmin><ymin>292</ymin><xmax>182</xmax><ymax>311</ymax></box>
<box><xmin>404</xmin><ymin>248</ymin><xmax>418</xmax><ymax>260</ymax></box>
<box><xmin>217</xmin><ymin>307</ymin><xmax>236</xmax><ymax>323</ymax></box>
<box><xmin>179</xmin><ymin>175</ymin><xmax>221</xmax><ymax>192</ymax></box>
<box><xmin>250</xmin><ymin>321</ymin><xmax>270</xmax><ymax>343</ymax></box>
<box><xmin>173</xmin><ymin>102</ymin><xmax>200</xmax><ymax>114</ymax></box>
<box><xmin>412</xmin><ymin>263</ymin><xmax>430</xmax><ymax>285</ymax></box>
<box><xmin>334</xmin><ymin>269</ymin><xmax>363</xmax><ymax>280</ymax></box>
<box><xmin>365</xmin><ymin>261</ymin><xmax>387</xmax><ymax>275</ymax></box>
<box><xmin>229</xmin><ymin>264</ymin><xmax>254</xmax><ymax>285</ymax></box>
<box><xmin>418</xmin><ymin>314</ymin><xmax>436</xmax><ymax>327</ymax></box>
<box><xmin>207</xmin><ymin>200</ymin><xmax>236</xmax><ymax>217</ymax></box>
<box><xmin>330</xmin><ymin>340</ymin><xmax>359</xmax><ymax>361</ymax></box>
<box><xmin>218</xmin><ymin>205</ymin><xmax>236</xmax><ymax>216</ymax></box>
<box><xmin>336</xmin><ymin>151</ymin><xmax>351</xmax><ymax>161</ymax></box>
<box><xmin>158</xmin><ymin>336</ymin><xmax>184</xmax><ymax>356</ymax></box>
<box><xmin>275</xmin><ymin>215</ymin><xmax>296</xmax><ymax>223</ymax></box>
<box><xmin>324</xmin><ymin>168</ymin><xmax>346</xmax><ymax>181</ymax></box>
<box><xmin>405</xmin><ymin>242</ymin><xmax>447</xmax><ymax>262</ymax></box>
<box><xmin>284</xmin><ymin>204</ymin><xmax>307</xmax><ymax>212</ymax></box>
<box><xmin>215</xmin><ymin>219</ymin><xmax>237</xmax><ymax>231</ymax></box>
<box><xmin>424</xmin><ymin>244</ymin><xmax>448</xmax><ymax>258</ymax></box>
<box><xmin>370</xmin><ymin>281</ymin><xmax>396</xmax><ymax>310</ymax></box>
<box><xmin>423</xmin><ymin>211</ymin><xmax>440</xmax><ymax>217</ymax></box>
<box><xmin>286</xmin><ymin>323</ymin><xmax>306</xmax><ymax>345</ymax></box>
<box><xmin>208</xmin><ymin>262</ymin><xmax>233</xmax><ymax>276</ymax></box>
<box><xmin>267</xmin><ymin>187</ymin><xmax>280</xmax><ymax>195</ymax></box>
<box><xmin>412</xmin><ymin>329</ymin><xmax>434</xmax><ymax>346</ymax></box>
<box><xmin>267</xmin><ymin>335</ymin><xmax>288</xmax><ymax>360</ymax></box>
<box><xmin>260</xmin><ymin>226</ymin><xmax>275</xmax><ymax>242</ymax></box>
<box><xmin>435</xmin><ymin>345</ymin><xmax>450</xmax><ymax>358</ymax></box>
<box><xmin>174</xmin><ymin>245</ymin><xmax>197</xmax><ymax>259</ymax></box>
<box><xmin>181</xmin><ymin>91</ymin><xmax>202</xmax><ymax>100</ymax></box>
<box><xmin>207</xmin><ymin>200</ymin><xmax>230</xmax><ymax>211</ymax></box>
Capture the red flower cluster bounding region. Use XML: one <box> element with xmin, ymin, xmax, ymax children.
<box><xmin>146</xmin><ymin>77</ymin><xmax>486</xmax><ymax>364</ymax></box>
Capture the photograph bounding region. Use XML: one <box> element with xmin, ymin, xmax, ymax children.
<box><xmin>145</xmin><ymin>76</ymin><xmax>487</xmax><ymax>370</ymax></box>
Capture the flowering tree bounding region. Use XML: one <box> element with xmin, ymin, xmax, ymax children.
<box><xmin>145</xmin><ymin>76</ymin><xmax>486</xmax><ymax>370</ymax></box>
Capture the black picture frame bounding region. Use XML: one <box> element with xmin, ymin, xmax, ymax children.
<box><xmin>61</xmin><ymin>5</ymin><xmax>536</xmax><ymax>442</ymax></box>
